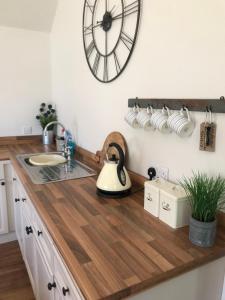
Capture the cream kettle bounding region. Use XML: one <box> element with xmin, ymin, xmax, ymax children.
<box><xmin>96</xmin><ymin>143</ymin><xmax>132</xmax><ymax>197</ymax></box>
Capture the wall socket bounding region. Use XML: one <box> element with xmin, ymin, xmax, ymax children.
<box><xmin>23</xmin><ymin>126</ymin><xmax>32</xmax><ymax>135</ymax></box>
<box><xmin>149</xmin><ymin>165</ymin><xmax>169</xmax><ymax>180</ymax></box>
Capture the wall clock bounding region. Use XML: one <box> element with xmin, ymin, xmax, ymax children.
<box><xmin>83</xmin><ymin>0</ymin><xmax>141</xmax><ymax>83</ymax></box>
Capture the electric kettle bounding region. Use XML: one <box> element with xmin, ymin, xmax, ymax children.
<box><xmin>96</xmin><ymin>143</ymin><xmax>132</xmax><ymax>197</ymax></box>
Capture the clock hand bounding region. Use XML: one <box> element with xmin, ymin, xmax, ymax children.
<box><xmin>112</xmin><ymin>1</ymin><xmax>139</xmax><ymax>20</ymax></box>
<box><xmin>110</xmin><ymin>5</ymin><xmax>116</xmax><ymax>14</ymax></box>
<box><xmin>84</xmin><ymin>22</ymin><xmax>102</xmax><ymax>35</ymax></box>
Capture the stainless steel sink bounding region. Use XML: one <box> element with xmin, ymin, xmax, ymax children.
<box><xmin>17</xmin><ymin>152</ymin><xmax>96</xmax><ymax>184</ymax></box>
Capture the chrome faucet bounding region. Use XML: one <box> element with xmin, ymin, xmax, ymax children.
<box><xmin>43</xmin><ymin>121</ymin><xmax>70</xmax><ymax>158</ymax></box>
<box><xmin>43</xmin><ymin>121</ymin><xmax>65</xmax><ymax>136</ymax></box>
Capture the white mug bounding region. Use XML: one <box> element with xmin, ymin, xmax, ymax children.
<box><xmin>124</xmin><ymin>106</ymin><xmax>139</xmax><ymax>128</ymax></box>
<box><xmin>168</xmin><ymin>108</ymin><xmax>194</xmax><ymax>137</ymax></box>
<box><xmin>176</xmin><ymin>108</ymin><xmax>194</xmax><ymax>137</ymax></box>
<box><xmin>151</xmin><ymin>107</ymin><xmax>171</xmax><ymax>133</ymax></box>
<box><xmin>136</xmin><ymin>106</ymin><xmax>153</xmax><ymax>129</ymax></box>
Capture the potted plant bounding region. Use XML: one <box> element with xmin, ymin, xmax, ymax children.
<box><xmin>181</xmin><ymin>172</ymin><xmax>225</xmax><ymax>247</ymax></box>
<box><xmin>36</xmin><ymin>103</ymin><xmax>57</xmax><ymax>144</ymax></box>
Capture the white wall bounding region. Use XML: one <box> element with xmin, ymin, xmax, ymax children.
<box><xmin>51</xmin><ymin>0</ymin><xmax>225</xmax><ymax>180</ymax></box>
<box><xmin>0</xmin><ymin>26</ymin><xmax>51</xmax><ymax>136</ymax></box>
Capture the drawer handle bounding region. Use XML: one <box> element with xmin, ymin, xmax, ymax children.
<box><xmin>22</xmin><ymin>198</ymin><xmax>26</xmax><ymax>202</ymax></box>
<box><xmin>147</xmin><ymin>196</ymin><xmax>153</xmax><ymax>202</ymax></box>
<box><xmin>1</xmin><ymin>181</ymin><xmax>5</xmax><ymax>186</ymax></box>
<box><xmin>15</xmin><ymin>198</ymin><xmax>20</xmax><ymax>203</ymax></box>
<box><xmin>37</xmin><ymin>230</ymin><xmax>43</xmax><ymax>237</ymax></box>
<box><xmin>25</xmin><ymin>226</ymin><xmax>33</xmax><ymax>235</ymax></box>
<box><xmin>62</xmin><ymin>287</ymin><xmax>70</xmax><ymax>296</ymax></box>
<box><xmin>162</xmin><ymin>202</ymin><xmax>171</xmax><ymax>211</ymax></box>
<box><xmin>48</xmin><ymin>282</ymin><xmax>56</xmax><ymax>291</ymax></box>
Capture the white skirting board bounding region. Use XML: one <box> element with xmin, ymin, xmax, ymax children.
<box><xmin>0</xmin><ymin>232</ymin><xmax>17</xmax><ymax>244</ymax></box>
<box><xmin>128</xmin><ymin>257</ymin><xmax>225</xmax><ymax>300</ymax></box>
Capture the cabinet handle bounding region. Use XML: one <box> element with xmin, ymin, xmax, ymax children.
<box><xmin>162</xmin><ymin>202</ymin><xmax>171</xmax><ymax>211</ymax></box>
<box><xmin>13</xmin><ymin>177</ymin><xmax>16</xmax><ymax>181</ymax></box>
<box><xmin>37</xmin><ymin>230</ymin><xmax>43</xmax><ymax>236</ymax></box>
<box><xmin>15</xmin><ymin>198</ymin><xmax>20</xmax><ymax>203</ymax></box>
<box><xmin>22</xmin><ymin>198</ymin><xmax>26</xmax><ymax>202</ymax></box>
<box><xmin>47</xmin><ymin>282</ymin><xmax>56</xmax><ymax>291</ymax></box>
<box><xmin>147</xmin><ymin>196</ymin><xmax>152</xmax><ymax>202</ymax></box>
<box><xmin>1</xmin><ymin>182</ymin><xmax>5</xmax><ymax>186</ymax></box>
<box><xmin>62</xmin><ymin>287</ymin><xmax>70</xmax><ymax>296</ymax></box>
<box><xmin>25</xmin><ymin>226</ymin><xmax>33</xmax><ymax>235</ymax></box>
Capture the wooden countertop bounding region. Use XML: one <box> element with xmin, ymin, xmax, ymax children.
<box><xmin>2</xmin><ymin>143</ymin><xmax>225</xmax><ymax>300</ymax></box>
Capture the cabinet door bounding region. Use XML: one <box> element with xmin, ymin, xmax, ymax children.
<box><xmin>54</xmin><ymin>250</ymin><xmax>83</xmax><ymax>300</ymax></box>
<box><xmin>54</xmin><ymin>283</ymin><xmax>63</xmax><ymax>300</ymax></box>
<box><xmin>22</xmin><ymin>211</ymin><xmax>36</xmax><ymax>293</ymax></box>
<box><xmin>0</xmin><ymin>177</ymin><xmax>8</xmax><ymax>234</ymax></box>
<box><xmin>35</xmin><ymin>239</ymin><xmax>55</xmax><ymax>300</ymax></box>
<box><xmin>13</xmin><ymin>178</ymin><xmax>23</xmax><ymax>251</ymax></box>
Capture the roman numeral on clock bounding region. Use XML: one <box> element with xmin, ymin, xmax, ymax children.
<box><xmin>86</xmin><ymin>40</ymin><xmax>95</xmax><ymax>57</ymax></box>
<box><xmin>113</xmin><ymin>51</ymin><xmax>121</xmax><ymax>74</ymax></box>
<box><xmin>103</xmin><ymin>57</ymin><xmax>108</xmax><ymax>82</ymax></box>
<box><xmin>93</xmin><ymin>52</ymin><xmax>101</xmax><ymax>75</ymax></box>
<box><xmin>84</xmin><ymin>24</ymin><xmax>92</xmax><ymax>36</ymax></box>
<box><xmin>120</xmin><ymin>31</ymin><xmax>134</xmax><ymax>51</ymax></box>
<box><xmin>85</xmin><ymin>0</ymin><xmax>94</xmax><ymax>14</ymax></box>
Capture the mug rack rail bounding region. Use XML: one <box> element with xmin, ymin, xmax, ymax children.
<box><xmin>128</xmin><ymin>97</ymin><xmax>225</xmax><ymax>113</ymax></box>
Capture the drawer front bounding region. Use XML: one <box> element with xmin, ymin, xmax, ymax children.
<box><xmin>54</xmin><ymin>249</ymin><xmax>83</xmax><ymax>300</ymax></box>
<box><xmin>144</xmin><ymin>186</ymin><xmax>160</xmax><ymax>217</ymax></box>
<box><xmin>159</xmin><ymin>193</ymin><xmax>176</xmax><ymax>228</ymax></box>
<box><xmin>19</xmin><ymin>186</ymin><xmax>33</xmax><ymax>220</ymax></box>
<box><xmin>33</xmin><ymin>211</ymin><xmax>54</xmax><ymax>270</ymax></box>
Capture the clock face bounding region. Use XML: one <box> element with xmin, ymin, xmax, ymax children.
<box><xmin>83</xmin><ymin>0</ymin><xmax>141</xmax><ymax>83</ymax></box>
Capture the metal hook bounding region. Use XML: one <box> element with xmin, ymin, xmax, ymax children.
<box><xmin>209</xmin><ymin>106</ymin><xmax>212</xmax><ymax>123</ymax></box>
<box><xmin>205</xmin><ymin>106</ymin><xmax>209</xmax><ymax>124</ymax></box>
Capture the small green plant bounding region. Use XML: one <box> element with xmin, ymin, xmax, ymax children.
<box><xmin>36</xmin><ymin>103</ymin><xmax>57</xmax><ymax>130</ymax></box>
<box><xmin>180</xmin><ymin>172</ymin><xmax>225</xmax><ymax>223</ymax></box>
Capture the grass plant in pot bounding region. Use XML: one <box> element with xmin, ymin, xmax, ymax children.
<box><xmin>36</xmin><ymin>103</ymin><xmax>57</xmax><ymax>145</ymax></box>
<box><xmin>181</xmin><ymin>173</ymin><xmax>225</xmax><ymax>248</ymax></box>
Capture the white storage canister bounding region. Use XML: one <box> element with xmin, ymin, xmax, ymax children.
<box><xmin>159</xmin><ymin>184</ymin><xmax>190</xmax><ymax>229</ymax></box>
<box><xmin>144</xmin><ymin>179</ymin><xmax>171</xmax><ymax>217</ymax></box>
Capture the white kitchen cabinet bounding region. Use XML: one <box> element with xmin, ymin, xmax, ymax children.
<box><xmin>35</xmin><ymin>238</ymin><xmax>55</xmax><ymax>300</ymax></box>
<box><xmin>13</xmin><ymin>176</ymin><xmax>23</xmax><ymax>251</ymax></box>
<box><xmin>0</xmin><ymin>162</ymin><xmax>8</xmax><ymax>235</ymax></box>
<box><xmin>22</xmin><ymin>210</ymin><xmax>36</xmax><ymax>293</ymax></box>
<box><xmin>12</xmin><ymin>168</ymin><xmax>84</xmax><ymax>300</ymax></box>
<box><xmin>53</xmin><ymin>249</ymin><xmax>82</xmax><ymax>300</ymax></box>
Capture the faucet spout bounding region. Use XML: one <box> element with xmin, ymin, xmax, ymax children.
<box><xmin>43</xmin><ymin>121</ymin><xmax>65</xmax><ymax>136</ymax></box>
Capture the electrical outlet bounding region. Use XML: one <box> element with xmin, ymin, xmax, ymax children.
<box><xmin>148</xmin><ymin>165</ymin><xmax>169</xmax><ymax>180</ymax></box>
<box><xmin>23</xmin><ymin>126</ymin><xmax>32</xmax><ymax>135</ymax></box>
<box><xmin>157</xmin><ymin>166</ymin><xmax>169</xmax><ymax>180</ymax></box>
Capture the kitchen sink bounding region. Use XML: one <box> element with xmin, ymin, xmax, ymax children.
<box><xmin>17</xmin><ymin>152</ymin><xmax>96</xmax><ymax>184</ymax></box>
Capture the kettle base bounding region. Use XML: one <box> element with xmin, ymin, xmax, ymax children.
<box><xmin>97</xmin><ymin>188</ymin><xmax>131</xmax><ymax>198</ymax></box>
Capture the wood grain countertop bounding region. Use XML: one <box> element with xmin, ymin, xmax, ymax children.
<box><xmin>2</xmin><ymin>143</ymin><xmax>225</xmax><ymax>300</ymax></box>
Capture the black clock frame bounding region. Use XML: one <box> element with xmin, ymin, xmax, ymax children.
<box><xmin>82</xmin><ymin>0</ymin><xmax>141</xmax><ymax>83</ymax></box>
